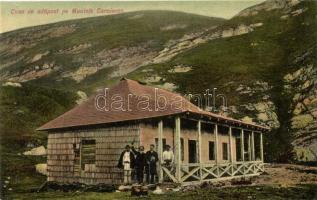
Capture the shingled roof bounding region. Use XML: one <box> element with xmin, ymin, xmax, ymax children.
<box><xmin>37</xmin><ymin>79</ymin><xmax>268</xmax><ymax>131</ymax></box>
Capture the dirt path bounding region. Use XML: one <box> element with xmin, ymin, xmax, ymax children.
<box><xmin>254</xmin><ymin>163</ymin><xmax>317</xmax><ymax>187</ymax></box>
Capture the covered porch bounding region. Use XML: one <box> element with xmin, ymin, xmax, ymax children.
<box><xmin>156</xmin><ymin>114</ymin><xmax>266</xmax><ymax>184</ymax></box>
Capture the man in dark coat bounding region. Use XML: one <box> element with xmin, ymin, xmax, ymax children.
<box><xmin>145</xmin><ymin>144</ymin><xmax>158</xmax><ymax>184</ymax></box>
<box><xmin>131</xmin><ymin>144</ymin><xmax>146</xmax><ymax>184</ymax></box>
<box><xmin>117</xmin><ymin>145</ymin><xmax>135</xmax><ymax>185</ymax></box>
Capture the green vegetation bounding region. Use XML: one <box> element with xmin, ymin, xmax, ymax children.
<box><xmin>0</xmin><ymin>83</ymin><xmax>77</xmax><ymax>198</ymax></box>
<box><xmin>6</xmin><ymin>184</ymin><xmax>317</xmax><ymax>200</ymax></box>
<box><xmin>0</xmin><ymin>83</ymin><xmax>77</xmax><ymax>150</ymax></box>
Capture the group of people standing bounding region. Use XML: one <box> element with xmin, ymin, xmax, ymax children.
<box><xmin>117</xmin><ymin>143</ymin><xmax>174</xmax><ymax>185</ymax></box>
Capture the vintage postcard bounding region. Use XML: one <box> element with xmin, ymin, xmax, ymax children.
<box><xmin>0</xmin><ymin>0</ymin><xmax>316</xmax><ymax>199</ymax></box>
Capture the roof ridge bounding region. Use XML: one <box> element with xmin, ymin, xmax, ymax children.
<box><xmin>122</xmin><ymin>78</ymin><xmax>140</xmax><ymax>97</ymax></box>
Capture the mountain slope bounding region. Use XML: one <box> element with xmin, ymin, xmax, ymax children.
<box><xmin>128</xmin><ymin>0</ymin><xmax>317</xmax><ymax>162</ymax></box>
<box><xmin>0</xmin><ymin>11</ymin><xmax>224</xmax><ymax>93</ymax></box>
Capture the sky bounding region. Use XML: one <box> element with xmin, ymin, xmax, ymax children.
<box><xmin>0</xmin><ymin>1</ymin><xmax>264</xmax><ymax>33</ymax></box>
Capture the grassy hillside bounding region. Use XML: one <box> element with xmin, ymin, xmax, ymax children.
<box><xmin>0</xmin><ymin>84</ymin><xmax>77</xmax><ymax>197</ymax></box>
<box><xmin>129</xmin><ymin>0</ymin><xmax>317</xmax><ymax>162</ymax></box>
<box><xmin>0</xmin><ymin>83</ymin><xmax>77</xmax><ymax>149</ymax></box>
<box><xmin>0</xmin><ymin>10</ymin><xmax>224</xmax><ymax>93</ymax></box>
<box><xmin>131</xmin><ymin>1</ymin><xmax>316</xmax><ymax>97</ymax></box>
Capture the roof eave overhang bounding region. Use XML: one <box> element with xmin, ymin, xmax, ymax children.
<box><xmin>37</xmin><ymin>110</ymin><xmax>269</xmax><ymax>133</ymax></box>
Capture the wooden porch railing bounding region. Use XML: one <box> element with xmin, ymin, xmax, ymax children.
<box><xmin>161</xmin><ymin>161</ymin><xmax>264</xmax><ymax>184</ymax></box>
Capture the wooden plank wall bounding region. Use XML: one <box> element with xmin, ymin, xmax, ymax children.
<box><xmin>47</xmin><ymin>125</ymin><xmax>140</xmax><ymax>185</ymax></box>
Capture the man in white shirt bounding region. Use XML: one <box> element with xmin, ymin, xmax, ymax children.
<box><xmin>162</xmin><ymin>145</ymin><xmax>174</xmax><ymax>167</ymax></box>
<box><xmin>117</xmin><ymin>145</ymin><xmax>135</xmax><ymax>185</ymax></box>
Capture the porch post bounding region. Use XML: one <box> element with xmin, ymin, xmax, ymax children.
<box><xmin>248</xmin><ymin>132</ymin><xmax>252</xmax><ymax>161</ymax></box>
<box><xmin>251</xmin><ymin>131</ymin><xmax>255</xmax><ymax>161</ymax></box>
<box><xmin>214</xmin><ymin>124</ymin><xmax>219</xmax><ymax>164</ymax></box>
<box><xmin>158</xmin><ymin>120</ymin><xmax>163</xmax><ymax>183</ymax></box>
<box><xmin>229</xmin><ymin>127</ymin><xmax>233</xmax><ymax>162</ymax></box>
<box><xmin>175</xmin><ymin>116</ymin><xmax>181</xmax><ymax>182</ymax></box>
<box><xmin>241</xmin><ymin>129</ymin><xmax>245</xmax><ymax>161</ymax></box>
<box><xmin>260</xmin><ymin>132</ymin><xmax>264</xmax><ymax>162</ymax></box>
<box><xmin>197</xmin><ymin>120</ymin><xmax>202</xmax><ymax>181</ymax></box>
<box><xmin>229</xmin><ymin>126</ymin><xmax>234</xmax><ymax>176</ymax></box>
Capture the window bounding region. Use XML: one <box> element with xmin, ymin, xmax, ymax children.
<box><xmin>81</xmin><ymin>139</ymin><xmax>96</xmax><ymax>170</ymax></box>
<box><xmin>222</xmin><ymin>142</ymin><xmax>228</xmax><ymax>160</ymax></box>
<box><xmin>209</xmin><ymin>141</ymin><xmax>215</xmax><ymax>160</ymax></box>
<box><xmin>181</xmin><ymin>138</ymin><xmax>184</xmax><ymax>161</ymax></box>
<box><xmin>236</xmin><ymin>138</ymin><xmax>241</xmax><ymax>161</ymax></box>
<box><xmin>188</xmin><ymin>140</ymin><xmax>197</xmax><ymax>163</ymax></box>
<box><xmin>73</xmin><ymin>143</ymin><xmax>81</xmax><ymax>175</ymax></box>
<box><xmin>154</xmin><ymin>138</ymin><xmax>167</xmax><ymax>152</ymax></box>
<box><xmin>73</xmin><ymin>143</ymin><xmax>80</xmax><ymax>157</ymax></box>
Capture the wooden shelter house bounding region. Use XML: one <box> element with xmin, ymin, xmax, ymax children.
<box><xmin>38</xmin><ymin>78</ymin><xmax>269</xmax><ymax>185</ymax></box>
